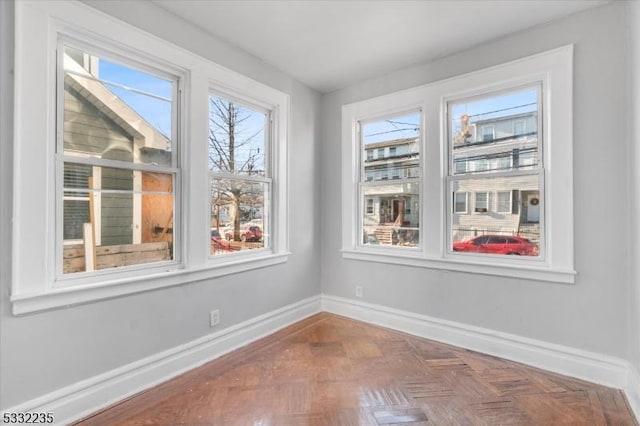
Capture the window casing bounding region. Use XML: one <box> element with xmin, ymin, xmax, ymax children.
<box><xmin>342</xmin><ymin>45</ymin><xmax>575</xmax><ymax>283</ymax></box>
<box><xmin>57</xmin><ymin>40</ymin><xmax>180</xmax><ymax>278</ymax></box>
<box><xmin>11</xmin><ymin>1</ymin><xmax>289</xmax><ymax>314</ymax></box>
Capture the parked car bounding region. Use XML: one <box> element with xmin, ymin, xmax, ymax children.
<box><xmin>225</xmin><ymin>225</ymin><xmax>263</xmax><ymax>242</ymax></box>
<box><xmin>211</xmin><ymin>229</ymin><xmax>233</xmax><ymax>252</ymax></box>
<box><xmin>452</xmin><ymin>235</ymin><xmax>538</xmax><ymax>256</ymax></box>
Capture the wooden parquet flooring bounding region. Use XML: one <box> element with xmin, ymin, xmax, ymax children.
<box><xmin>75</xmin><ymin>313</ymin><xmax>637</xmax><ymax>425</ymax></box>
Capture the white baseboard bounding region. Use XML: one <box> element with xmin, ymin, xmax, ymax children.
<box><xmin>3</xmin><ymin>296</ymin><xmax>321</xmax><ymax>426</ymax></box>
<box><xmin>4</xmin><ymin>294</ymin><xmax>638</xmax><ymax>425</ymax></box>
<box><xmin>627</xmin><ymin>364</ymin><xmax>640</xmax><ymax>421</ymax></box>
<box><xmin>321</xmin><ymin>294</ymin><xmax>632</xmax><ymax>391</ymax></box>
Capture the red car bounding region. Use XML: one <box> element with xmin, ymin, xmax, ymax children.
<box><xmin>225</xmin><ymin>225</ymin><xmax>263</xmax><ymax>242</ymax></box>
<box><xmin>211</xmin><ymin>229</ymin><xmax>233</xmax><ymax>252</ymax></box>
<box><xmin>452</xmin><ymin>235</ymin><xmax>538</xmax><ymax>256</ymax></box>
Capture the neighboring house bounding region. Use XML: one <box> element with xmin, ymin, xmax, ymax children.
<box><xmin>63</xmin><ymin>51</ymin><xmax>173</xmax><ymax>269</ymax></box>
<box><xmin>363</xmin><ymin>137</ymin><xmax>420</xmax><ymax>244</ymax></box>
<box><xmin>451</xmin><ymin>111</ymin><xmax>540</xmax><ymax>242</ymax></box>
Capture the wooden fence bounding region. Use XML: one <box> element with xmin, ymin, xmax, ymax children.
<box><xmin>63</xmin><ymin>241</ymin><xmax>171</xmax><ymax>274</ymax></box>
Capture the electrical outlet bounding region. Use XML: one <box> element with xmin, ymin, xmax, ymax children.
<box><xmin>209</xmin><ymin>309</ymin><xmax>220</xmax><ymax>327</ymax></box>
<box><xmin>355</xmin><ymin>286</ymin><xmax>363</xmax><ymax>298</ymax></box>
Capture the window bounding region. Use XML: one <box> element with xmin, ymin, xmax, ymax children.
<box><xmin>389</xmin><ymin>147</ymin><xmax>397</xmax><ymax>157</ymax></box>
<box><xmin>359</xmin><ymin>111</ymin><xmax>421</xmax><ymax>249</ymax></box>
<box><xmin>496</xmin><ymin>191</ymin><xmax>512</xmax><ymax>213</ymax></box>
<box><xmin>367</xmin><ymin>150</ymin><xmax>373</xmax><ymax>161</ymax></box>
<box><xmin>474</xmin><ymin>192</ymin><xmax>489</xmax><ymax>213</ymax></box>
<box><xmin>449</xmin><ymin>86</ymin><xmax>541</xmax><ymax>257</ymax></box>
<box><xmin>480</xmin><ymin>125</ymin><xmax>495</xmax><ymax>141</ymax></box>
<box><xmin>454</xmin><ymin>192</ymin><xmax>468</xmax><ymax>214</ymax></box>
<box><xmin>208</xmin><ymin>95</ymin><xmax>270</xmax><ymax>255</ymax></box>
<box><xmin>342</xmin><ymin>45</ymin><xmax>575</xmax><ymax>283</ymax></box>
<box><xmin>454</xmin><ymin>159</ymin><xmax>467</xmax><ymax>174</ymax></box>
<box><xmin>366</xmin><ymin>199</ymin><xmax>374</xmax><ymax>214</ymax></box>
<box><xmin>12</xmin><ymin>1</ymin><xmax>289</xmax><ymax>314</ymax></box>
<box><xmin>58</xmin><ymin>43</ymin><xmax>178</xmax><ymax>276</ymax></box>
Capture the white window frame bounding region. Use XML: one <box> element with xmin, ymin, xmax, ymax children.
<box><xmin>11</xmin><ymin>1</ymin><xmax>289</xmax><ymax>314</ymax></box>
<box><xmin>474</xmin><ymin>192</ymin><xmax>489</xmax><ymax>213</ymax></box>
<box><xmin>206</xmin><ymin>91</ymin><xmax>274</xmax><ymax>259</ymax></box>
<box><xmin>496</xmin><ymin>190</ymin><xmax>513</xmax><ymax>213</ymax></box>
<box><xmin>480</xmin><ymin>125</ymin><xmax>495</xmax><ymax>141</ymax></box>
<box><xmin>366</xmin><ymin>199</ymin><xmax>374</xmax><ymax>215</ymax></box>
<box><xmin>513</xmin><ymin>119</ymin><xmax>526</xmax><ymax>135</ymax></box>
<box><xmin>454</xmin><ymin>192</ymin><xmax>468</xmax><ymax>214</ymax></box>
<box><xmin>342</xmin><ymin>45</ymin><xmax>575</xmax><ymax>283</ymax></box>
<box><xmin>356</xmin><ymin>109</ymin><xmax>423</xmax><ymax>253</ymax></box>
<box><xmin>55</xmin><ymin>37</ymin><xmax>182</xmax><ymax>281</ymax></box>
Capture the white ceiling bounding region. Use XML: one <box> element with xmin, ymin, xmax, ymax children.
<box><xmin>152</xmin><ymin>0</ymin><xmax>609</xmax><ymax>94</ymax></box>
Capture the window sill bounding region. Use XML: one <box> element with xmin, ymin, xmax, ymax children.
<box><xmin>10</xmin><ymin>253</ymin><xmax>289</xmax><ymax>315</ymax></box>
<box><xmin>341</xmin><ymin>249</ymin><xmax>576</xmax><ymax>284</ymax></box>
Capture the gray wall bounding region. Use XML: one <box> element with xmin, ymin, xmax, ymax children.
<box><xmin>0</xmin><ymin>0</ymin><xmax>322</xmax><ymax>409</ymax></box>
<box><xmin>321</xmin><ymin>2</ymin><xmax>631</xmax><ymax>359</ymax></box>
<box><xmin>630</xmin><ymin>0</ymin><xmax>640</xmax><ymax>378</ymax></box>
<box><xmin>2</xmin><ymin>0</ymin><xmax>637</xmax><ymax>414</ymax></box>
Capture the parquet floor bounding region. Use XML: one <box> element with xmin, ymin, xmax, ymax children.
<box><xmin>76</xmin><ymin>313</ymin><xmax>637</xmax><ymax>425</ymax></box>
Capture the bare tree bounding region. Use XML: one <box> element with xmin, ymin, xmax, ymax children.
<box><xmin>208</xmin><ymin>97</ymin><xmax>263</xmax><ymax>241</ymax></box>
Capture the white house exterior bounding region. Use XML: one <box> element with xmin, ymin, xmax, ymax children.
<box><xmin>451</xmin><ymin>111</ymin><xmax>540</xmax><ymax>242</ymax></box>
<box><xmin>362</xmin><ymin>137</ymin><xmax>420</xmax><ymax>245</ymax></box>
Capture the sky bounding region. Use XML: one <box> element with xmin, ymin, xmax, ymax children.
<box><xmin>99</xmin><ymin>58</ymin><xmax>173</xmax><ymax>139</ymax></box>
<box><xmin>363</xmin><ymin>112</ymin><xmax>420</xmax><ymax>145</ymax></box>
<box><xmin>449</xmin><ymin>88</ymin><xmax>538</xmax><ymax>136</ymax></box>
<box><xmin>99</xmin><ymin>57</ymin><xmax>265</xmax><ymax>172</ymax></box>
<box><xmin>362</xmin><ymin>87</ymin><xmax>538</xmax><ymax>146</ymax></box>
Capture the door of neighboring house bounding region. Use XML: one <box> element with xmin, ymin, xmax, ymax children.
<box><xmin>522</xmin><ymin>191</ymin><xmax>540</xmax><ymax>223</ymax></box>
<box><xmin>392</xmin><ymin>199</ymin><xmax>405</xmax><ymax>225</ymax></box>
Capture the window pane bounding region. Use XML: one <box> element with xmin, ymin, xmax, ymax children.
<box><xmin>63</xmin><ymin>164</ymin><xmax>174</xmax><ymax>274</ymax></box>
<box><xmin>208</xmin><ymin>96</ymin><xmax>267</xmax><ymax>176</ymax></box>
<box><xmin>450</xmin><ymin>87</ymin><xmax>539</xmax><ymax>175</ymax></box>
<box><xmin>210</xmin><ymin>177</ymin><xmax>268</xmax><ymax>255</ymax></box>
<box><xmin>362</xmin><ymin>113</ymin><xmax>420</xmax><ymax>181</ymax></box>
<box><xmin>63</xmin><ymin>46</ymin><xmax>174</xmax><ymax>167</ymax></box>
<box><xmin>497</xmin><ymin>191</ymin><xmax>512</xmax><ymax>213</ymax></box>
<box><xmin>475</xmin><ymin>192</ymin><xmax>488</xmax><ymax>212</ymax></box>
<box><xmin>362</xmin><ymin>182</ymin><xmax>419</xmax><ymax>248</ymax></box>
<box><xmin>451</xmin><ymin>175</ymin><xmax>540</xmax><ymax>257</ymax></box>
<box><xmin>454</xmin><ymin>192</ymin><xmax>467</xmax><ymax>213</ymax></box>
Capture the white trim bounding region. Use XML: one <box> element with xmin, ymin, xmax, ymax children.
<box><xmin>474</xmin><ymin>191</ymin><xmax>489</xmax><ymax>212</ymax></box>
<box><xmin>12</xmin><ymin>0</ymin><xmax>290</xmax><ymax>313</ymax></box>
<box><xmin>321</xmin><ymin>295</ymin><xmax>630</xmax><ymax>390</ymax></box>
<box><xmin>627</xmin><ymin>365</ymin><xmax>640</xmax><ymax>421</ymax></box>
<box><xmin>11</xmin><ymin>252</ymin><xmax>290</xmax><ymax>315</ymax></box>
<box><xmin>341</xmin><ymin>45</ymin><xmax>574</xmax><ymax>284</ymax></box>
<box><xmin>3</xmin><ymin>296</ymin><xmax>321</xmax><ymax>425</ymax></box>
<box><xmin>341</xmin><ymin>249</ymin><xmax>575</xmax><ymax>283</ymax></box>
<box><xmin>4</xmin><ymin>296</ymin><xmax>639</xmax><ymax>423</ymax></box>
<box><xmin>453</xmin><ymin>191</ymin><xmax>468</xmax><ymax>214</ymax></box>
<box><xmin>496</xmin><ymin>190</ymin><xmax>512</xmax><ymax>214</ymax></box>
